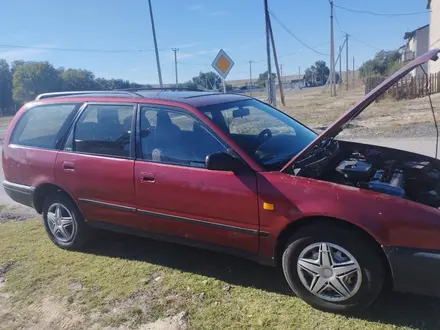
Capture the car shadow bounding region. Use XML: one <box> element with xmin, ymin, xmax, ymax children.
<box><xmin>84</xmin><ymin>230</ymin><xmax>440</xmax><ymax>329</ymax></box>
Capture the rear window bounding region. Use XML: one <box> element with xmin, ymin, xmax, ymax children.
<box><xmin>10</xmin><ymin>103</ymin><xmax>79</xmax><ymax>149</ymax></box>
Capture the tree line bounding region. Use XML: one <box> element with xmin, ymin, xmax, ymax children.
<box><xmin>0</xmin><ymin>59</ymin><xmax>149</xmax><ymax>113</ymax></box>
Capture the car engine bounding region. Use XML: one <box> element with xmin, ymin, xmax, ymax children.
<box><xmin>334</xmin><ymin>153</ymin><xmax>440</xmax><ymax>207</ymax></box>
<box><xmin>293</xmin><ymin>140</ymin><xmax>440</xmax><ymax>209</ymax></box>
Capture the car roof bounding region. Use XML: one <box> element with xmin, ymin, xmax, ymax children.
<box><xmin>35</xmin><ymin>90</ymin><xmax>251</xmax><ymax>108</ymax></box>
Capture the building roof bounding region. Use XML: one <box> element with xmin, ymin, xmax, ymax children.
<box><xmin>404</xmin><ymin>24</ymin><xmax>429</xmax><ymax>40</ymax></box>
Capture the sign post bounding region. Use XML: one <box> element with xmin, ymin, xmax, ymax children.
<box><xmin>212</xmin><ymin>49</ymin><xmax>234</xmax><ymax>93</ymax></box>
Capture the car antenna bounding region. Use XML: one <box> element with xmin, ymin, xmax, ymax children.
<box><xmin>421</xmin><ymin>66</ymin><xmax>438</xmax><ymax>159</ymax></box>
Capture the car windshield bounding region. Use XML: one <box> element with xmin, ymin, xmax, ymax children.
<box><xmin>198</xmin><ymin>99</ymin><xmax>317</xmax><ymax>170</ymax></box>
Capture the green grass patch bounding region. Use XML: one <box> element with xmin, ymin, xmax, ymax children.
<box><xmin>1</xmin><ymin>219</ymin><xmax>440</xmax><ymax>329</ymax></box>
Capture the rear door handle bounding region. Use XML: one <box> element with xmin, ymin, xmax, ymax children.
<box><xmin>140</xmin><ymin>172</ymin><xmax>155</xmax><ymax>183</ymax></box>
<box><xmin>63</xmin><ymin>161</ymin><xmax>75</xmax><ymax>171</ymax></box>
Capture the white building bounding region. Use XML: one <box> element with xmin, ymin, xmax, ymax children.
<box><xmin>428</xmin><ymin>0</ymin><xmax>440</xmax><ymax>74</ymax></box>
<box><xmin>402</xmin><ymin>24</ymin><xmax>430</xmax><ymax>76</ymax></box>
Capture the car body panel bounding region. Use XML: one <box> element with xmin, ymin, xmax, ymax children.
<box><xmin>54</xmin><ymin>151</ymin><xmax>139</xmax><ymax>227</ymax></box>
<box><xmin>134</xmin><ymin>160</ymin><xmax>260</xmax><ymax>252</ymax></box>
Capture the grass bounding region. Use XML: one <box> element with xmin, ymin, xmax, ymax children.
<box><xmin>2</xmin><ymin>219</ymin><xmax>440</xmax><ymax>329</ymax></box>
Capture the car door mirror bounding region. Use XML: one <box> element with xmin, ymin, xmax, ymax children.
<box><xmin>205</xmin><ymin>152</ymin><xmax>249</xmax><ymax>172</ymax></box>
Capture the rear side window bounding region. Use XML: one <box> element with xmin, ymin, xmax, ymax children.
<box><xmin>10</xmin><ymin>103</ymin><xmax>79</xmax><ymax>149</ymax></box>
<box><xmin>72</xmin><ymin>104</ymin><xmax>134</xmax><ymax>158</ymax></box>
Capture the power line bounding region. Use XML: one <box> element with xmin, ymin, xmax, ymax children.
<box><xmin>0</xmin><ymin>44</ymin><xmax>162</xmax><ymax>53</ymax></box>
<box><xmin>268</xmin><ymin>9</ymin><xmax>329</xmax><ymax>56</ymax></box>
<box><xmin>350</xmin><ymin>35</ymin><xmax>381</xmax><ymax>50</ymax></box>
<box><xmin>334</xmin><ymin>4</ymin><xmax>429</xmax><ymax>17</ymax></box>
<box><xmin>334</xmin><ymin>9</ymin><xmax>346</xmax><ymax>36</ymax></box>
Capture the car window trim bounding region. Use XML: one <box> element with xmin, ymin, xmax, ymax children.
<box><xmin>63</xmin><ymin>102</ymin><xmax>137</xmax><ymax>160</ymax></box>
<box><xmin>9</xmin><ymin>102</ymin><xmax>83</xmax><ymax>151</ymax></box>
<box><xmin>135</xmin><ymin>103</ymin><xmax>237</xmax><ymax>169</ymax></box>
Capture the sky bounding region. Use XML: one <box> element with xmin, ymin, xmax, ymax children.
<box><xmin>0</xmin><ymin>0</ymin><xmax>430</xmax><ymax>85</ymax></box>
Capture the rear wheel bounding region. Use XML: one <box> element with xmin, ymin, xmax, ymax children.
<box><xmin>282</xmin><ymin>225</ymin><xmax>385</xmax><ymax>313</ymax></box>
<box><xmin>42</xmin><ymin>193</ymin><xmax>91</xmax><ymax>249</ymax></box>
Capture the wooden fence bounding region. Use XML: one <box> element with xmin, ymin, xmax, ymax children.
<box><xmin>364</xmin><ymin>73</ymin><xmax>440</xmax><ymax>100</ymax></box>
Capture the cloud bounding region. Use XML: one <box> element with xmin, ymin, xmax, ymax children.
<box><xmin>0</xmin><ymin>44</ymin><xmax>53</xmax><ymax>61</ymax></box>
<box><xmin>188</xmin><ymin>4</ymin><xmax>203</xmax><ymax>11</ymax></box>
<box><xmin>176</xmin><ymin>52</ymin><xmax>195</xmax><ymax>60</ymax></box>
<box><xmin>175</xmin><ymin>42</ymin><xmax>199</xmax><ymax>49</ymax></box>
<box><xmin>209</xmin><ymin>11</ymin><xmax>226</xmax><ymax>16</ymax></box>
<box><xmin>197</xmin><ymin>49</ymin><xmax>219</xmax><ymax>55</ymax></box>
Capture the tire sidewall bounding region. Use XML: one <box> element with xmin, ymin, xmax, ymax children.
<box><xmin>42</xmin><ymin>194</ymin><xmax>88</xmax><ymax>249</ymax></box>
<box><xmin>282</xmin><ymin>227</ymin><xmax>384</xmax><ymax>312</ymax></box>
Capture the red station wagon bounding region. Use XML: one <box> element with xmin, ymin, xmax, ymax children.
<box><xmin>3</xmin><ymin>50</ymin><xmax>440</xmax><ymax>313</ymax></box>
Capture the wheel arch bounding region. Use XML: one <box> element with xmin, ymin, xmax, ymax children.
<box><xmin>33</xmin><ymin>183</ymin><xmax>78</xmax><ymax>214</ymax></box>
<box><xmin>273</xmin><ymin>216</ymin><xmax>393</xmax><ymax>288</ymax></box>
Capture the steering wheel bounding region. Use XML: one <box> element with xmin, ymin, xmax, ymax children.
<box><xmin>257</xmin><ymin>128</ymin><xmax>273</xmax><ymax>145</ymax></box>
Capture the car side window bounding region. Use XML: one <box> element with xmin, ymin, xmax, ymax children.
<box><xmin>73</xmin><ymin>104</ymin><xmax>134</xmax><ymax>158</ymax></box>
<box><xmin>10</xmin><ymin>103</ymin><xmax>79</xmax><ymax>149</ymax></box>
<box><xmin>140</xmin><ymin>107</ymin><xmax>226</xmax><ymax>167</ymax></box>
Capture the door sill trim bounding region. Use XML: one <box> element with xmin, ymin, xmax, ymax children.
<box><xmin>86</xmin><ymin>220</ymin><xmax>275</xmax><ymax>266</ymax></box>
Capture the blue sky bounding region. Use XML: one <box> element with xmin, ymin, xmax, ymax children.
<box><xmin>0</xmin><ymin>0</ymin><xmax>430</xmax><ymax>84</ymax></box>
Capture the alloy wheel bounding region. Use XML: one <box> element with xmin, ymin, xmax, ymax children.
<box><xmin>297</xmin><ymin>242</ymin><xmax>362</xmax><ymax>302</ymax></box>
<box><xmin>46</xmin><ymin>203</ymin><xmax>76</xmax><ymax>243</ymax></box>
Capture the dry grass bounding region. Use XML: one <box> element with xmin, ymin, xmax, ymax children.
<box><xmin>2</xmin><ymin>219</ymin><xmax>440</xmax><ymax>329</ymax></box>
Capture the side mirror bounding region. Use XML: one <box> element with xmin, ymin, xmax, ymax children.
<box><xmin>232</xmin><ymin>107</ymin><xmax>250</xmax><ymax>118</ymax></box>
<box><xmin>205</xmin><ymin>152</ymin><xmax>249</xmax><ymax>172</ymax></box>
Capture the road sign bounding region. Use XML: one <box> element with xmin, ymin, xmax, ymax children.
<box><xmin>211</xmin><ymin>49</ymin><xmax>234</xmax><ymax>79</ymax></box>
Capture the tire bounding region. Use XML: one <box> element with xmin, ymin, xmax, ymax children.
<box><xmin>282</xmin><ymin>224</ymin><xmax>385</xmax><ymax>313</ymax></box>
<box><xmin>42</xmin><ymin>193</ymin><xmax>91</xmax><ymax>249</ymax></box>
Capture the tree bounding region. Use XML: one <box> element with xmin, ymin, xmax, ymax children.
<box><xmin>303</xmin><ymin>61</ymin><xmax>330</xmax><ymax>87</ymax></box>
<box><xmin>13</xmin><ymin>61</ymin><xmax>61</xmax><ymax>102</ymax></box>
<box><xmin>192</xmin><ymin>71</ymin><xmax>223</xmax><ymax>90</ymax></box>
<box><xmin>359</xmin><ymin>49</ymin><xmax>401</xmax><ymax>77</ymax></box>
<box><xmin>0</xmin><ymin>59</ymin><xmax>13</xmax><ymax>111</ymax></box>
<box><xmin>256</xmin><ymin>71</ymin><xmax>276</xmax><ymax>88</ymax></box>
<box><xmin>60</xmin><ymin>68</ymin><xmax>97</xmax><ymax>91</ymax></box>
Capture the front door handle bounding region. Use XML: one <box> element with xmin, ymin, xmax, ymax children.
<box><xmin>140</xmin><ymin>172</ymin><xmax>155</xmax><ymax>183</ymax></box>
<box><xmin>63</xmin><ymin>161</ymin><xmax>75</xmax><ymax>171</ymax></box>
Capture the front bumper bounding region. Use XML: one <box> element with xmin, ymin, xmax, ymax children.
<box><xmin>3</xmin><ymin>180</ymin><xmax>35</xmax><ymax>208</ymax></box>
<box><xmin>384</xmin><ymin>246</ymin><xmax>440</xmax><ymax>297</ymax></box>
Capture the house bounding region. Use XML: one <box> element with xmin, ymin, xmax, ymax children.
<box><xmin>402</xmin><ymin>24</ymin><xmax>430</xmax><ymax>76</ymax></box>
<box><xmin>428</xmin><ymin>0</ymin><xmax>440</xmax><ymax>73</ymax></box>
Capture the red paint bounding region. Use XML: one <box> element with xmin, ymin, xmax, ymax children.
<box><xmin>134</xmin><ymin>161</ymin><xmax>259</xmax><ymax>252</ymax></box>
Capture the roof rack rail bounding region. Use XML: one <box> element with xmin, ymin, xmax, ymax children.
<box><xmin>115</xmin><ymin>87</ymin><xmax>206</xmax><ymax>92</ymax></box>
<box><xmin>35</xmin><ymin>90</ymin><xmax>143</xmax><ymax>100</ymax></box>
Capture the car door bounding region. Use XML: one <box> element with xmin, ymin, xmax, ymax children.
<box><xmin>55</xmin><ymin>102</ymin><xmax>141</xmax><ymax>228</ymax></box>
<box><xmin>134</xmin><ymin>104</ymin><xmax>260</xmax><ymax>253</ymax></box>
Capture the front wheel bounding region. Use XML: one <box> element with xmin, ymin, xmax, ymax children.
<box><xmin>282</xmin><ymin>225</ymin><xmax>385</xmax><ymax>313</ymax></box>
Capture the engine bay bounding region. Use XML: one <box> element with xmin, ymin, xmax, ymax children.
<box><xmin>293</xmin><ymin>139</ymin><xmax>440</xmax><ymax>208</ymax></box>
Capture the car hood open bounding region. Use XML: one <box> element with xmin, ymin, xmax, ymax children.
<box><xmin>281</xmin><ymin>48</ymin><xmax>440</xmax><ymax>173</ymax></box>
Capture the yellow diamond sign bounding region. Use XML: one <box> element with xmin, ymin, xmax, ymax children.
<box><xmin>212</xmin><ymin>49</ymin><xmax>234</xmax><ymax>79</ymax></box>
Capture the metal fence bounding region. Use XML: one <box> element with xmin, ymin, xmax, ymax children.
<box><xmin>365</xmin><ymin>73</ymin><xmax>440</xmax><ymax>100</ymax></box>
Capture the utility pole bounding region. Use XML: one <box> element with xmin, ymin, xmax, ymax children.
<box><xmin>345</xmin><ymin>33</ymin><xmax>349</xmax><ymax>91</ymax></box>
<box><xmin>268</xmin><ymin>17</ymin><xmax>285</xmax><ymax>106</ymax></box>
<box><xmin>330</xmin><ymin>0</ymin><xmax>336</xmax><ymax>96</ymax></box>
<box><xmin>299</xmin><ymin>66</ymin><xmax>301</xmax><ymax>88</ymax></box>
<box><xmin>148</xmin><ymin>0</ymin><xmax>163</xmax><ymax>88</ymax></box>
<box><xmin>339</xmin><ymin>45</ymin><xmax>342</xmax><ymax>93</ymax></box>
<box><xmin>264</xmin><ymin>0</ymin><xmax>275</xmax><ymax>105</ymax></box>
<box><xmin>353</xmin><ymin>57</ymin><xmax>355</xmax><ymax>88</ymax></box>
<box><xmin>280</xmin><ymin>64</ymin><xmax>283</xmax><ymax>83</ymax></box>
<box><xmin>249</xmin><ymin>60</ymin><xmax>253</xmax><ymax>96</ymax></box>
<box><xmin>172</xmin><ymin>48</ymin><xmax>179</xmax><ymax>87</ymax></box>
